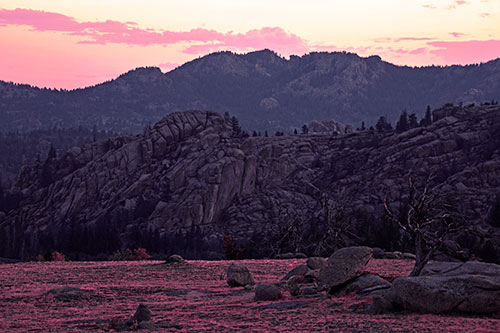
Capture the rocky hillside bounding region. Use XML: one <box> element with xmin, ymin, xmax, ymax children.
<box><xmin>1</xmin><ymin>50</ymin><xmax>500</xmax><ymax>133</ymax></box>
<box><xmin>1</xmin><ymin>105</ymin><xmax>500</xmax><ymax>260</ymax></box>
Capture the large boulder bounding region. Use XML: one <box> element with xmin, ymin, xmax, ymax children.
<box><xmin>226</xmin><ymin>263</ymin><xmax>255</xmax><ymax>287</ymax></box>
<box><xmin>318</xmin><ymin>246</ymin><xmax>373</xmax><ymax>292</ymax></box>
<box><xmin>385</xmin><ymin>261</ymin><xmax>500</xmax><ymax>314</ymax></box>
<box><xmin>254</xmin><ymin>283</ymin><xmax>282</xmax><ymax>301</ymax></box>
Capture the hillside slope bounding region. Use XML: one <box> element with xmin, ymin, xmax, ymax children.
<box><xmin>1</xmin><ymin>105</ymin><xmax>500</xmax><ymax>260</ymax></box>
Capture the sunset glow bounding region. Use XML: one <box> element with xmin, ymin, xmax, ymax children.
<box><xmin>1</xmin><ymin>0</ymin><xmax>499</xmax><ymax>88</ymax></box>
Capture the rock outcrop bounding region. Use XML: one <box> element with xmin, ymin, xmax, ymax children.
<box><xmin>2</xmin><ymin>105</ymin><xmax>500</xmax><ymax>260</ymax></box>
<box><xmin>383</xmin><ymin>261</ymin><xmax>500</xmax><ymax>315</ymax></box>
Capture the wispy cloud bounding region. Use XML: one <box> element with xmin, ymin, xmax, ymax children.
<box><xmin>374</xmin><ymin>37</ymin><xmax>435</xmax><ymax>43</ymax></box>
<box><xmin>0</xmin><ymin>8</ymin><xmax>309</xmax><ymax>56</ymax></box>
<box><xmin>449</xmin><ymin>32</ymin><xmax>465</xmax><ymax>38</ymax></box>
<box><xmin>446</xmin><ymin>0</ymin><xmax>471</xmax><ymax>9</ymax></box>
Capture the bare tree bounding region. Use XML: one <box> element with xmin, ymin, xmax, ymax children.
<box><xmin>312</xmin><ymin>188</ymin><xmax>359</xmax><ymax>256</ymax></box>
<box><xmin>384</xmin><ymin>173</ymin><xmax>463</xmax><ymax>276</ymax></box>
<box><xmin>269</xmin><ymin>203</ymin><xmax>304</xmax><ymax>256</ymax></box>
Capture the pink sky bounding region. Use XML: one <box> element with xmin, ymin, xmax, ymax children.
<box><xmin>0</xmin><ymin>1</ymin><xmax>499</xmax><ymax>89</ymax></box>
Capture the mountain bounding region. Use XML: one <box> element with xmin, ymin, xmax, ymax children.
<box><xmin>1</xmin><ymin>105</ymin><xmax>500</xmax><ymax>260</ymax></box>
<box><xmin>1</xmin><ymin>50</ymin><xmax>500</xmax><ymax>134</ymax></box>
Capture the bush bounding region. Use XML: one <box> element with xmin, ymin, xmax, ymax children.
<box><xmin>108</xmin><ymin>248</ymin><xmax>151</xmax><ymax>261</ymax></box>
<box><xmin>36</xmin><ymin>251</ymin><xmax>66</xmax><ymax>262</ymax></box>
<box><xmin>223</xmin><ymin>233</ymin><xmax>244</xmax><ymax>260</ymax></box>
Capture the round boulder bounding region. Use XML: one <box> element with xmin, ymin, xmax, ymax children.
<box><xmin>226</xmin><ymin>263</ymin><xmax>255</xmax><ymax>287</ymax></box>
<box><xmin>166</xmin><ymin>254</ymin><xmax>186</xmax><ymax>264</ymax></box>
<box><xmin>255</xmin><ymin>283</ymin><xmax>282</xmax><ymax>301</ymax></box>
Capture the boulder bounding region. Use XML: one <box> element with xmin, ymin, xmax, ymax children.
<box><xmin>226</xmin><ymin>263</ymin><xmax>255</xmax><ymax>287</ymax></box>
<box><xmin>280</xmin><ymin>265</ymin><xmax>308</xmax><ymax>281</ymax></box>
<box><xmin>421</xmin><ymin>261</ymin><xmax>500</xmax><ymax>277</ymax></box>
<box><xmin>384</xmin><ymin>261</ymin><xmax>500</xmax><ymax>314</ymax></box>
<box><xmin>368</xmin><ymin>295</ymin><xmax>393</xmax><ymax>314</ymax></box>
<box><xmin>371</xmin><ymin>248</ymin><xmax>385</xmax><ymax>259</ymax></box>
<box><xmin>275</xmin><ymin>252</ymin><xmax>306</xmax><ymax>259</ymax></box>
<box><xmin>306</xmin><ymin>257</ymin><xmax>325</xmax><ymax>270</ymax></box>
<box><xmin>318</xmin><ymin>246</ymin><xmax>373</xmax><ymax>292</ymax></box>
<box><xmin>287</xmin><ymin>275</ymin><xmax>306</xmax><ymax>296</ymax></box>
<box><xmin>254</xmin><ymin>283</ymin><xmax>282</xmax><ymax>301</ymax></box>
<box><xmin>132</xmin><ymin>303</ymin><xmax>152</xmax><ymax>323</ymax></box>
<box><xmin>335</xmin><ymin>274</ymin><xmax>391</xmax><ymax>296</ymax></box>
<box><xmin>138</xmin><ymin>321</ymin><xmax>155</xmax><ymax>329</ymax></box>
<box><xmin>42</xmin><ymin>286</ymin><xmax>93</xmax><ymax>301</ymax></box>
<box><xmin>403</xmin><ymin>253</ymin><xmax>416</xmax><ymax>260</ymax></box>
<box><xmin>304</xmin><ymin>269</ymin><xmax>320</xmax><ymax>279</ymax></box>
<box><xmin>166</xmin><ymin>254</ymin><xmax>186</xmax><ymax>264</ymax></box>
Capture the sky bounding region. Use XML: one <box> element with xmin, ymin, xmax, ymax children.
<box><xmin>0</xmin><ymin>0</ymin><xmax>499</xmax><ymax>89</ymax></box>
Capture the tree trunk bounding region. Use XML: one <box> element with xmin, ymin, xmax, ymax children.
<box><xmin>410</xmin><ymin>234</ymin><xmax>429</xmax><ymax>276</ymax></box>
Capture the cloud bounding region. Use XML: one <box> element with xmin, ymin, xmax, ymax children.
<box><xmin>447</xmin><ymin>0</ymin><xmax>471</xmax><ymax>10</ymax></box>
<box><xmin>422</xmin><ymin>4</ymin><xmax>437</xmax><ymax>9</ymax></box>
<box><xmin>0</xmin><ymin>8</ymin><xmax>309</xmax><ymax>56</ymax></box>
<box><xmin>373</xmin><ymin>37</ymin><xmax>435</xmax><ymax>43</ymax></box>
<box><xmin>428</xmin><ymin>39</ymin><xmax>500</xmax><ymax>64</ymax></box>
<box><xmin>449</xmin><ymin>32</ymin><xmax>465</xmax><ymax>38</ymax></box>
<box><xmin>480</xmin><ymin>12</ymin><xmax>491</xmax><ymax>18</ymax></box>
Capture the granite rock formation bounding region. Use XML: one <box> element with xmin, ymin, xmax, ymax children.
<box><xmin>1</xmin><ymin>105</ymin><xmax>500</xmax><ymax>260</ymax></box>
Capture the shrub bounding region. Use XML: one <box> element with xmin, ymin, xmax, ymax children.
<box><xmin>36</xmin><ymin>251</ymin><xmax>66</xmax><ymax>262</ymax></box>
<box><xmin>133</xmin><ymin>248</ymin><xmax>151</xmax><ymax>260</ymax></box>
<box><xmin>223</xmin><ymin>233</ymin><xmax>244</xmax><ymax>260</ymax></box>
<box><xmin>108</xmin><ymin>248</ymin><xmax>151</xmax><ymax>261</ymax></box>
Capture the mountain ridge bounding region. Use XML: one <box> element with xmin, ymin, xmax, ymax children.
<box><xmin>1</xmin><ymin>50</ymin><xmax>500</xmax><ymax>134</ymax></box>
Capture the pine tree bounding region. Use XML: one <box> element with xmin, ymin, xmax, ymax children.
<box><xmin>424</xmin><ymin>105</ymin><xmax>432</xmax><ymax>126</ymax></box>
<box><xmin>396</xmin><ymin>111</ymin><xmax>408</xmax><ymax>133</ymax></box>
<box><xmin>408</xmin><ymin>113</ymin><xmax>419</xmax><ymax>129</ymax></box>
<box><xmin>375</xmin><ymin>116</ymin><xmax>392</xmax><ymax>132</ymax></box>
<box><xmin>230</xmin><ymin>116</ymin><xmax>241</xmax><ymax>135</ymax></box>
<box><xmin>301</xmin><ymin>124</ymin><xmax>309</xmax><ymax>134</ymax></box>
<box><xmin>361</xmin><ymin>121</ymin><xmax>366</xmax><ymax>131</ymax></box>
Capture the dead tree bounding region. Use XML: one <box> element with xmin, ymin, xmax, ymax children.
<box><xmin>384</xmin><ymin>173</ymin><xmax>463</xmax><ymax>276</ymax></box>
<box><xmin>270</xmin><ymin>203</ymin><xmax>304</xmax><ymax>256</ymax></box>
<box><xmin>312</xmin><ymin>188</ymin><xmax>359</xmax><ymax>256</ymax></box>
